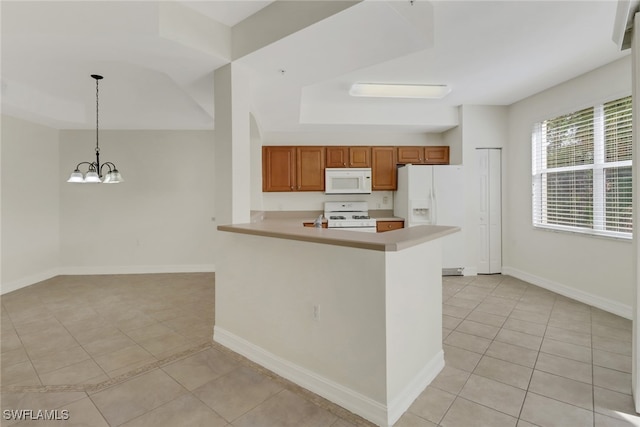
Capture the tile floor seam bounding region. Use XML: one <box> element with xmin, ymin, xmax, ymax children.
<box><xmin>201</xmin><ymin>344</ymin><xmax>375</xmax><ymax>426</ymax></box>
<box><xmin>523</xmin><ymin>389</ymin><xmax>598</xmax><ymax>423</ymax></box>
<box><xmin>2</xmin><ymin>341</ymin><xmax>213</xmax><ymax>394</ymax></box>
<box><xmin>533</xmin><ymin>354</ymin><xmax>594</xmax><ymax>386</ymax></box>
<box><xmin>3</xmin><ymin>314</ymin><xmax>56</xmax><ymax>389</ymax></box>
<box><xmin>85</xmin><ymin>393</ymin><xmax>112</xmax><ymax>427</ymax></box>
<box><xmin>489</xmin><ymin>284</ymin><xmax>543</xmax><ymax>424</ymax></box>
<box><xmin>441</xmin><ymin>275</ymin><xmax>523</xmax><ymax>425</ymax></box>
<box><xmin>514</xmin><ymin>299</ymin><xmax>549</xmax><ymax>424</ymax></box>
<box><xmin>228</xmin><ymin>387</ymin><xmax>287</xmax><ymax>425</ymax></box>
<box><xmin>446</xmin><ymin>276</ymin><xmax>561</xmax><ymax>426</ymax></box>
<box><xmin>62</xmin><ymin>320</ymin><xmax>113</xmax><ymax>387</ymax></box>
<box><xmin>447</xmin><ymin>395</ymin><xmax>520</xmax><ymax>424</ymax></box>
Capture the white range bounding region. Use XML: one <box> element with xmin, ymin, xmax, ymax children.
<box><xmin>324</xmin><ymin>201</ymin><xmax>377</xmax><ymax>232</ymax></box>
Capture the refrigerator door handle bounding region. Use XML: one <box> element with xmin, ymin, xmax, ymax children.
<box><xmin>431</xmin><ymin>174</ymin><xmax>437</xmax><ymax>225</ymax></box>
<box><xmin>431</xmin><ymin>191</ymin><xmax>437</xmax><ymax>224</ymax></box>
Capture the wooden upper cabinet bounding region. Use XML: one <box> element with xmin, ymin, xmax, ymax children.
<box><xmin>371</xmin><ymin>147</ymin><xmax>397</xmax><ymax>190</ymax></box>
<box><xmin>397</xmin><ymin>146</ymin><xmax>450</xmax><ymax>165</ymax></box>
<box><xmin>263</xmin><ymin>145</ymin><xmax>446</xmax><ymax>193</ymax></box>
<box><xmin>296</xmin><ymin>146</ymin><xmax>325</xmax><ymax>191</ymax></box>
<box><xmin>349</xmin><ymin>146</ymin><xmax>371</xmax><ymax>167</ymax></box>
<box><xmin>262</xmin><ymin>146</ymin><xmax>325</xmax><ymax>192</ymax></box>
<box><xmin>325</xmin><ymin>146</ymin><xmax>371</xmax><ymax>168</ymax></box>
<box><xmin>397</xmin><ymin>146</ymin><xmax>424</xmax><ymax>164</ymax></box>
<box><xmin>263</xmin><ymin>146</ymin><xmax>296</xmax><ymax>192</ymax></box>
<box><xmin>424</xmin><ymin>146</ymin><xmax>450</xmax><ymax>164</ymax></box>
<box><xmin>326</xmin><ymin>147</ymin><xmax>349</xmax><ymax>167</ymax></box>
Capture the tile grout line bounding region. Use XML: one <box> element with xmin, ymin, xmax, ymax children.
<box><xmin>471</xmin><ymin>277</ymin><xmax>537</xmax><ymax>425</ymax></box>
<box><xmin>1</xmin><ymin>341</ymin><xmax>213</xmax><ymax>394</ymax></box>
<box><xmin>438</xmin><ymin>275</ymin><xmax>521</xmax><ymax>425</ymax></box>
<box><xmin>515</xmin><ymin>290</ymin><xmax>556</xmax><ymax>426</ymax></box>
<box><xmin>441</xmin><ymin>276</ymin><xmax>563</xmax><ymax>425</ymax></box>
<box><xmin>3</xmin><ymin>337</ymin><xmax>376</xmax><ymax>427</ymax></box>
<box><xmin>203</xmin><ymin>341</ymin><xmax>376</xmax><ymax>427</ymax></box>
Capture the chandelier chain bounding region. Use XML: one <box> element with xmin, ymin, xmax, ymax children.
<box><xmin>95</xmin><ymin>77</ymin><xmax>100</xmax><ymax>154</ymax></box>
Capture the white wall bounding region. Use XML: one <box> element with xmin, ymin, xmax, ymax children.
<box><xmin>505</xmin><ymin>56</ymin><xmax>633</xmax><ymax>317</ymax></box>
<box><xmin>458</xmin><ymin>105</ymin><xmax>509</xmax><ymax>276</ymax></box>
<box><xmin>443</xmin><ymin>116</ymin><xmax>462</xmax><ymax>165</ymax></box>
<box><xmin>250</xmin><ymin>114</ymin><xmax>264</xmax><ymax>212</ymax></box>
<box><xmin>1</xmin><ymin>116</ymin><xmax>61</xmax><ymax>292</ymax></box>
<box><xmin>59</xmin><ymin>129</ymin><xmax>216</xmax><ymax>273</ymax></box>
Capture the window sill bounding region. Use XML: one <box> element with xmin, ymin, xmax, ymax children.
<box><xmin>533</xmin><ymin>224</ymin><xmax>632</xmax><ymax>242</ymax></box>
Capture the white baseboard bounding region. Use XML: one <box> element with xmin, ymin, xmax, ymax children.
<box><xmin>1</xmin><ymin>265</ymin><xmax>216</xmax><ymax>295</ymax></box>
<box><xmin>463</xmin><ymin>266</ymin><xmax>478</xmax><ymax>276</ymax></box>
<box><xmin>502</xmin><ymin>266</ymin><xmax>632</xmax><ymax>320</ymax></box>
<box><xmin>387</xmin><ymin>350</ymin><xmax>444</xmax><ymax>425</ymax></box>
<box><xmin>214</xmin><ymin>326</ymin><xmax>443</xmax><ymax>427</ymax></box>
<box><xmin>60</xmin><ymin>264</ymin><xmax>216</xmax><ymax>276</ymax></box>
<box><xmin>1</xmin><ymin>268</ymin><xmax>61</xmax><ymax>295</ymax></box>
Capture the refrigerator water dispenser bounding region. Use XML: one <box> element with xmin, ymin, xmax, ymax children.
<box><xmin>409</xmin><ymin>200</ymin><xmax>432</xmax><ymax>224</ymax></box>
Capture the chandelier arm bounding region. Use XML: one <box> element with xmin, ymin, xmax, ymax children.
<box><xmin>99</xmin><ymin>163</ymin><xmax>114</xmax><ymax>175</ymax></box>
<box><xmin>74</xmin><ymin>161</ymin><xmax>95</xmax><ymax>171</ymax></box>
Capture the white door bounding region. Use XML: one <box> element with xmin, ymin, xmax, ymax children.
<box><xmin>477</xmin><ymin>149</ymin><xmax>502</xmax><ymax>274</ymax></box>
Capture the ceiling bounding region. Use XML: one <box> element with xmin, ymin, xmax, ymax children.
<box><xmin>0</xmin><ymin>1</ymin><xmax>630</xmax><ymax>134</ymax></box>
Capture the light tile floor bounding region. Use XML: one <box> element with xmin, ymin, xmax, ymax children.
<box><xmin>1</xmin><ymin>273</ymin><xmax>638</xmax><ymax>426</ymax></box>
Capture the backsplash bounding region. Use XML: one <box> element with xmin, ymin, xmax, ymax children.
<box><xmin>260</xmin><ymin>191</ymin><xmax>394</xmax><ymax>212</ymax></box>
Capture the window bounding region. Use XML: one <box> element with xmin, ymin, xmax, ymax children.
<box><xmin>532</xmin><ymin>96</ymin><xmax>632</xmax><ymax>239</ymax></box>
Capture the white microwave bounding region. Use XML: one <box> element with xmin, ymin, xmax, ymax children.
<box><xmin>325</xmin><ymin>168</ymin><xmax>372</xmax><ymax>194</ymax></box>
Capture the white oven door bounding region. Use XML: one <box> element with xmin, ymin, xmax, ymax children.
<box><xmin>330</xmin><ymin>227</ymin><xmax>377</xmax><ymax>233</ymax></box>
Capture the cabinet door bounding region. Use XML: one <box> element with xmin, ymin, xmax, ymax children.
<box><xmin>397</xmin><ymin>146</ymin><xmax>424</xmax><ymax>164</ymax></box>
<box><xmin>424</xmin><ymin>146</ymin><xmax>450</xmax><ymax>164</ymax></box>
<box><xmin>262</xmin><ymin>146</ymin><xmax>296</xmax><ymax>192</ymax></box>
<box><xmin>371</xmin><ymin>147</ymin><xmax>397</xmax><ymax>190</ymax></box>
<box><xmin>296</xmin><ymin>146</ymin><xmax>325</xmax><ymax>191</ymax></box>
<box><xmin>349</xmin><ymin>146</ymin><xmax>371</xmax><ymax>167</ymax></box>
<box><xmin>326</xmin><ymin>147</ymin><xmax>348</xmax><ymax>168</ymax></box>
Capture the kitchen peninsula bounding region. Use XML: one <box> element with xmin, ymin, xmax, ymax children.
<box><xmin>215</xmin><ymin>219</ymin><xmax>459</xmax><ymax>426</ymax></box>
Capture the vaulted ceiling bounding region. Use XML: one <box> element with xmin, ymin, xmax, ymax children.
<box><xmin>0</xmin><ymin>1</ymin><xmax>629</xmax><ymax>133</ymax></box>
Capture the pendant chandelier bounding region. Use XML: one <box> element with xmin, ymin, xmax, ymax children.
<box><xmin>67</xmin><ymin>74</ymin><xmax>123</xmax><ymax>184</ymax></box>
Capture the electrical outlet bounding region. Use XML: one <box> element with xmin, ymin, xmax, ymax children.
<box><xmin>382</xmin><ymin>196</ymin><xmax>389</xmax><ymax>205</ymax></box>
<box><xmin>313</xmin><ymin>304</ymin><xmax>320</xmax><ymax>321</ymax></box>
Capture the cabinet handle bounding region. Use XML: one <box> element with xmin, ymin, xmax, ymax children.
<box><xmin>388</xmin><ymin>224</ymin><xmax>392</xmax><ymax>229</ymax></box>
<box><xmin>291</xmin><ymin>186</ymin><xmax>294</xmax><ymax>190</ymax></box>
<box><xmin>343</xmin><ymin>162</ymin><xmax>346</xmax><ymax>166</ymax></box>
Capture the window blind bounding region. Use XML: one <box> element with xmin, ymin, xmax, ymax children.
<box><xmin>532</xmin><ymin>96</ymin><xmax>632</xmax><ymax>239</ymax></box>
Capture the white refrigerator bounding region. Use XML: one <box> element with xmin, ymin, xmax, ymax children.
<box><xmin>394</xmin><ymin>164</ymin><xmax>465</xmax><ymax>275</ymax></box>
